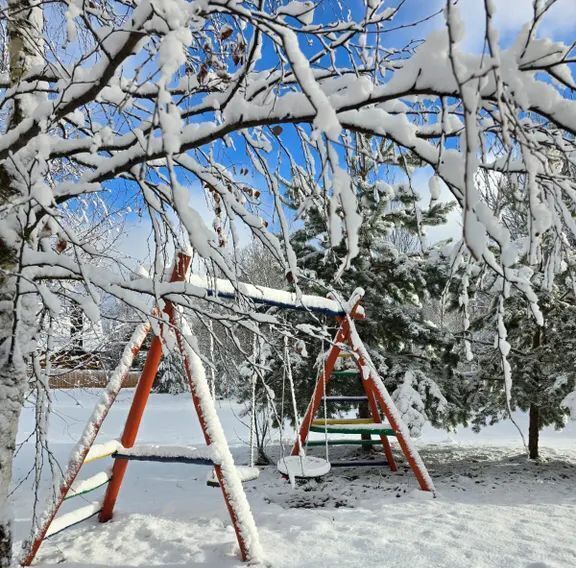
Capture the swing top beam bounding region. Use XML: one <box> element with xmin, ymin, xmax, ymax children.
<box><xmin>188</xmin><ymin>273</ymin><xmax>365</xmax><ymax>318</ymax></box>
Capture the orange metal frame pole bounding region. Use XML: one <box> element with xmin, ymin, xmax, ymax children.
<box><xmin>99</xmin><ymin>253</ymin><xmax>190</xmax><ymax>522</ymax></box>
<box><xmin>291</xmin><ymin>301</ymin><xmax>364</xmax><ymax>457</ymax></box>
<box><xmin>98</xmin><ymin>333</ymin><xmax>164</xmax><ymax>521</ymax></box>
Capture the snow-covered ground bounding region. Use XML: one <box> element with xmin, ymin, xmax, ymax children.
<box><xmin>10</xmin><ymin>390</ymin><xmax>576</xmax><ymax>567</ymax></box>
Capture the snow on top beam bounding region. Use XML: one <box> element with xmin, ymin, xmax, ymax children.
<box><xmin>188</xmin><ymin>274</ymin><xmax>351</xmax><ymax>317</ymax></box>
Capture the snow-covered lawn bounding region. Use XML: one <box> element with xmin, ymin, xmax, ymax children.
<box><xmin>11</xmin><ymin>390</ymin><xmax>576</xmax><ymax>567</ymax></box>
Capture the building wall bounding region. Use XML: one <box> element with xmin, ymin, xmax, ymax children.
<box><xmin>49</xmin><ymin>369</ymin><xmax>141</xmax><ymax>389</ymax></box>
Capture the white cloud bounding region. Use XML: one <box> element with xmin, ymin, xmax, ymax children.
<box><xmin>489</xmin><ymin>0</ymin><xmax>575</xmax><ymax>36</ymax></box>
<box><xmin>424</xmin><ymin>0</ymin><xmax>574</xmax><ymax>52</ymax></box>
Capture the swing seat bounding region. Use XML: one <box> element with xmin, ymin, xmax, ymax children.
<box><xmin>277</xmin><ymin>455</ymin><xmax>331</xmax><ymax>479</ymax></box>
<box><xmin>206</xmin><ymin>466</ymin><xmax>260</xmax><ymax>487</ymax></box>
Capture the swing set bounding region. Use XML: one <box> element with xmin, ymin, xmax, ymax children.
<box><xmin>21</xmin><ymin>252</ymin><xmax>433</xmax><ymax>566</ymax></box>
<box><xmin>278</xmin><ymin>289</ymin><xmax>435</xmax><ymax>493</ymax></box>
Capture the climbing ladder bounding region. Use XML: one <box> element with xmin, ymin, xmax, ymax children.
<box><xmin>21</xmin><ymin>252</ymin><xmax>262</xmax><ymax>566</ymax></box>
<box><xmin>292</xmin><ymin>289</ymin><xmax>435</xmax><ymax>492</ymax></box>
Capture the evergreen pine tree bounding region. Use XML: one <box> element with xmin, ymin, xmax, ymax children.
<box><xmin>466</xmin><ymin>280</ymin><xmax>576</xmax><ymax>459</ymax></box>
<box><xmin>458</xmin><ymin>168</ymin><xmax>576</xmax><ymax>458</ymax></box>
<box><xmin>253</xmin><ymin>135</ymin><xmax>460</xmax><ymax>437</ymax></box>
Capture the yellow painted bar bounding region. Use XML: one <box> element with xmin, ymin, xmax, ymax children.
<box><xmin>83</xmin><ymin>452</ymin><xmax>114</xmax><ymax>464</ymax></box>
<box><xmin>83</xmin><ymin>440</ymin><xmax>123</xmax><ymax>464</ymax></box>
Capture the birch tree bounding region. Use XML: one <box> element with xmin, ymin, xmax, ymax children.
<box><xmin>0</xmin><ymin>0</ymin><xmax>575</xmax><ymax>564</ymax></box>
<box><xmin>1</xmin><ymin>2</ymin><xmax>44</xmax><ymax>563</ymax></box>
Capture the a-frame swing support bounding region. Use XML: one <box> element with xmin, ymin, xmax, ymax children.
<box><xmin>292</xmin><ymin>289</ymin><xmax>436</xmax><ymax>493</ymax></box>
<box><xmin>100</xmin><ymin>254</ymin><xmax>261</xmax><ymax>561</ymax></box>
<box><xmin>21</xmin><ymin>252</ymin><xmax>262</xmax><ymax>566</ymax></box>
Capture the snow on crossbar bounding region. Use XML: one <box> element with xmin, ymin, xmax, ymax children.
<box><xmin>45</xmin><ymin>502</ymin><xmax>101</xmax><ymax>538</ymax></box>
<box><xmin>206</xmin><ymin>466</ymin><xmax>260</xmax><ymax>487</ymax></box>
<box><xmin>189</xmin><ymin>273</ymin><xmax>351</xmax><ymax>316</ymax></box>
<box><xmin>112</xmin><ymin>444</ymin><xmax>219</xmax><ymax>465</ymax></box>
<box><xmin>66</xmin><ymin>472</ymin><xmax>111</xmax><ymax>499</ymax></box>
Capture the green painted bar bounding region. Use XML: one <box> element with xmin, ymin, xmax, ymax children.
<box><xmin>64</xmin><ymin>480</ymin><xmax>110</xmax><ymax>500</ymax></box>
<box><xmin>307</xmin><ymin>439</ymin><xmax>383</xmax><ymax>446</ymax></box>
<box><xmin>309</xmin><ymin>425</ymin><xmax>396</xmax><ymax>436</ymax></box>
<box><xmin>331</xmin><ymin>370</ymin><xmax>360</xmax><ymax>378</ymax></box>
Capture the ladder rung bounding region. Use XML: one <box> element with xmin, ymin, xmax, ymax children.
<box><xmin>66</xmin><ymin>472</ymin><xmax>111</xmax><ymax>500</ymax></box>
<box><xmin>331</xmin><ymin>370</ymin><xmax>359</xmax><ymax>378</ymax></box>
<box><xmin>113</xmin><ymin>444</ymin><xmax>217</xmax><ymax>465</ymax></box>
<box><xmin>312</xmin><ymin>418</ymin><xmax>373</xmax><ymax>425</ymax></box>
<box><xmin>206</xmin><ymin>466</ymin><xmax>260</xmax><ymax>487</ymax></box>
<box><xmin>307</xmin><ymin>439</ymin><xmax>383</xmax><ymax>446</ymax></box>
<box><xmin>46</xmin><ymin>502</ymin><xmax>101</xmax><ymax>538</ymax></box>
<box><xmin>323</xmin><ymin>396</ymin><xmax>368</xmax><ymax>403</ymax></box>
<box><xmin>113</xmin><ymin>453</ymin><xmax>214</xmax><ymax>465</ymax></box>
<box><xmin>310</xmin><ymin>424</ymin><xmax>395</xmax><ymax>436</ymax></box>
<box><xmin>330</xmin><ymin>460</ymin><xmax>389</xmax><ymax>468</ymax></box>
<box><xmin>84</xmin><ymin>440</ymin><xmax>123</xmax><ymax>464</ymax></box>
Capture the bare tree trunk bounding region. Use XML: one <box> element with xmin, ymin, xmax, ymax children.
<box><xmin>528</xmin><ymin>328</ymin><xmax>543</xmax><ymax>461</ymax></box>
<box><xmin>358</xmin><ymin>399</ymin><xmax>372</xmax><ymax>453</ymax></box>
<box><xmin>0</xmin><ymin>2</ymin><xmax>43</xmax><ymax>565</ymax></box>
<box><xmin>528</xmin><ymin>403</ymin><xmax>540</xmax><ymax>460</ymax></box>
<box><xmin>0</xmin><ymin>369</ymin><xmax>27</xmax><ymax>567</ymax></box>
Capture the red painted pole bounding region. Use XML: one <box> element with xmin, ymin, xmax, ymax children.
<box><xmin>365</xmin><ymin>376</ymin><xmax>433</xmax><ymax>492</ymax></box>
<box><xmin>362</xmin><ymin>374</ymin><xmax>398</xmax><ymax>472</ymax></box>
<box><xmin>99</xmin><ymin>253</ymin><xmax>191</xmax><ymax>522</ymax></box>
<box><xmin>98</xmin><ymin>335</ymin><xmax>164</xmax><ymax>521</ymax></box>
<box><xmin>347</xmin><ymin>319</ymin><xmax>432</xmax><ymax>491</ymax></box>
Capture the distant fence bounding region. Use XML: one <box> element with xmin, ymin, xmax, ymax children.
<box><xmin>49</xmin><ymin>369</ymin><xmax>141</xmax><ymax>389</ymax></box>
